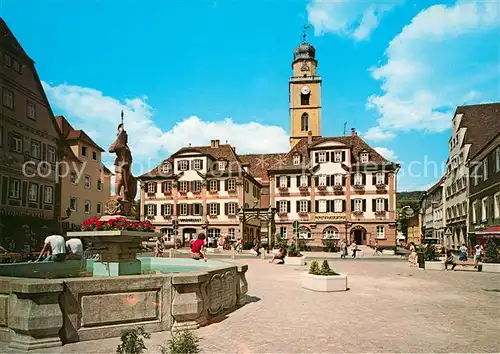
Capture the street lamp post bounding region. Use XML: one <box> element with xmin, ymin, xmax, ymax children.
<box><xmin>344</xmin><ymin>221</ymin><xmax>351</xmax><ymax>243</ymax></box>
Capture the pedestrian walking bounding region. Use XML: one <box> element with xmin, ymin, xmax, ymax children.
<box><xmin>351</xmin><ymin>241</ymin><xmax>357</xmax><ymax>258</ymax></box>
<box><xmin>373</xmin><ymin>241</ymin><xmax>381</xmax><ymax>256</ymax></box>
<box><xmin>339</xmin><ymin>241</ymin><xmax>346</xmax><ymax>259</ymax></box>
<box><xmin>474</xmin><ymin>243</ymin><xmax>483</xmax><ymax>268</ymax></box>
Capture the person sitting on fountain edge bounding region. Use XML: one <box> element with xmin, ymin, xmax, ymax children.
<box><xmin>191</xmin><ymin>233</ymin><xmax>208</xmax><ymax>262</ymax></box>
<box><xmin>66</xmin><ymin>237</ymin><xmax>83</xmax><ymax>260</ymax></box>
<box><xmin>37</xmin><ymin>232</ymin><xmax>66</xmax><ymax>262</ymax></box>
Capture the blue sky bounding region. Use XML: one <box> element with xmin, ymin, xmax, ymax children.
<box><xmin>3</xmin><ymin>0</ymin><xmax>499</xmax><ymax>191</ymax></box>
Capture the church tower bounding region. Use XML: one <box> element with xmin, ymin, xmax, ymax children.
<box><xmin>289</xmin><ymin>36</ymin><xmax>322</xmax><ymax>148</ymax></box>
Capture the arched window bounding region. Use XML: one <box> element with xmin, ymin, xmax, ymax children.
<box><xmin>299</xmin><ymin>226</ymin><xmax>311</xmax><ymax>239</ymax></box>
<box><xmin>323</xmin><ymin>227</ymin><xmax>339</xmax><ymax>239</ymax></box>
<box><xmin>301</xmin><ymin>93</ymin><xmax>310</xmax><ymax>105</ymax></box>
<box><xmin>301</xmin><ymin>113</ymin><xmax>309</xmax><ymax>132</ymax></box>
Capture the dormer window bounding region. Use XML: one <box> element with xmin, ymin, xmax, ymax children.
<box><xmin>162</xmin><ymin>163</ymin><xmax>171</xmax><ymax>173</ymax></box>
<box><xmin>318</xmin><ymin>152</ymin><xmax>326</xmax><ymax>163</ymax></box>
<box><xmin>293</xmin><ymin>155</ymin><xmax>301</xmax><ymax>165</ymax></box>
<box><xmin>218</xmin><ymin>161</ymin><xmax>226</xmax><ymax>170</ymax></box>
<box><xmin>334</xmin><ymin>151</ymin><xmax>342</xmax><ymax>162</ymax></box>
<box><xmin>360</xmin><ymin>153</ymin><xmax>369</xmax><ymax>163</ymax></box>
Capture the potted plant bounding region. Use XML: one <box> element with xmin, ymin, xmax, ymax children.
<box><xmin>352</xmin><ymin>210</ymin><xmax>363</xmax><ymax>216</ymax></box>
<box><xmin>298</xmin><ymin>211</ymin><xmax>309</xmax><ymax>218</ymax></box>
<box><xmin>278</xmin><ymin>186</ymin><xmax>288</xmax><ymax>192</ymax></box>
<box><xmin>277</xmin><ymin>211</ymin><xmax>288</xmax><ymax>218</ymax></box>
<box><xmin>301</xmin><ymin>260</ymin><xmax>347</xmax><ymax>292</ymax></box>
<box><xmin>317</xmin><ymin>185</ymin><xmax>327</xmax><ymax>191</ymax></box>
<box><xmin>284</xmin><ymin>243</ymin><xmax>306</xmax><ymax>266</ymax></box>
<box><xmin>298</xmin><ymin>185</ymin><xmax>309</xmax><ymax>192</ymax></box>
<box><xmin>353</xmin><ymin>184</ymin><xmax>364</xmax><ymax>190</ymax></box>
<box><xmin>423</xmin><ymin>245</ymin><xmax>444</xmax><ymax>270</ymax></box>
<box><xmin>375</xmin><ymin>183</ymin><xmax>386</xmax><ymax>190</ymax></box>
<box><xmin>481</xmin><ymin>239</ymin><xmax>500</xmax><ymax>273</ymax></box>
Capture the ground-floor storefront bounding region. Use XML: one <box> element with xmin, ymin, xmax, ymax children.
<box><xmin>275</xmin><ymin>220</ymin><xmax>397</xmax><ymax>249</ymax></box>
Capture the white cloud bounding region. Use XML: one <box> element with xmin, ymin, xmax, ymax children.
<box><xmin>43</xmin><ymin>82</ymin><xmax>289</xmax><ymax>177</ymax></box>
<box><xmin>363</xmin><ymin>126</ymin><xmax>396</xmax><ymax>141</ymax></box>
<box><xmin>374</xmin><ymin>147</ymin><xmax>398</xmax><ymax>161</ymax></box>
<box><xmin>366</xmin><ymin>0</ymin><xmax>500</xmax><ymax>137</ymax></box>
<box><xmin>307</xmin><ymin>0</ymin><xmax>397</xmax><ymax>40</ymax></box>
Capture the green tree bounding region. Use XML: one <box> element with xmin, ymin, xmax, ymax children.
<box><xmin>116</xmin><ymin>327</ymin><xmax>150</xmax><ymax>354</ymax></box>
<box><xmin>484</xmin><ymin>239</ymin><xmax>500</xmax><ymax>263</ymax></box>
<box><xmin>309</xmin><ymin>260</ymin><xmax>320</xmax><ymax>275</ymax></box>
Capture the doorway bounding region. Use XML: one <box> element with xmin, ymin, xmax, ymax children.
<box><xmin>182</xmin><ymin>228</ymin><xmax>197</xmax><ymax>247</ymax></box>
<box><xmin>351</xmin><ymin>227</ymin><xmax>367</xmax><ymax>245</ymax></box>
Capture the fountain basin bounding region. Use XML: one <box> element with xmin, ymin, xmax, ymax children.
<box><xmin>0</xmin><ymin>258</ymin><xmax>248</xmax><ymax>351</ymax></box>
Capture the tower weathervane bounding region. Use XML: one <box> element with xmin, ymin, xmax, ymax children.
<box><xmin>303</xmin><ymin>25</ymin><xmax>311</xmax><ymax>42</ymax></box>
<box><xmin>121</xmin><ymin>110</ymin><xmax>124</xmax><ymax>127</ymax></box>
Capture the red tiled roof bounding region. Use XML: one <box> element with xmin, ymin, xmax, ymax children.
<box><xmin>55</xmin><ymin>115</ymin><xmax>104</xmax><ymax>152</ymax></box>
<box><xmin>457</xmin><ymin>103</ymin><xmax>500</xmax><ymax>159</ymax></box>
<box><xmin>239</xmin><ymin>153</ymin><xmax>287</xmax><ymax>180</ymax></box>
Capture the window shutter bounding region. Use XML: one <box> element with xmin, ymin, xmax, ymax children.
<box><xmin>154</xmin><ymin>183</ymin><xmax>158</xmax><ymax>193</ymax></box>
<box><xmin>287</xmin><ymin>201</ymin><xmax>291</xmax><ymax>213</ymax></box>
<box><xmin>41</xmin><ymin>143</ymin><xmax>47</xmax><ymax>161</ymax></box>
<box><xmin>372</xmin><ymin>174</ymin><xmax>376</xmax><ymax>185</ymax></box>
<box><xmin>161</xmin><ymin>182</ymin><xmax>166</xmax><ymax>193</ymax></box>
<box><xmin>225</xmin><ymin>203</ymin><xmax>228</xmax><ymax>215</ymax></box>
<box><xmin>296</xmin><ymin>201</ymin><xmax>300</xmax><ymax>213</ymax></box>
<box><xmin>308</xmin><ymin>201</ymin><xmax>311</xmax><ymax>212</ymax></box>
<box><xmin>342</xmin><ymin>200</ymin><xmax>346</xmax><ymax>212</ymax></box>
<box><xmin>342</xmin><ymin>175</ymin><xmax>346</xmax><ymax>186</ymax></box>
<box><xmin>176</xmin><ymin>204</ymin><xmax>179</xmax><ymax>216</ymax></box>
<box><xmin>372</xmin><ymin>199</ymin><xmax>375</xmax><ymax>211</ymax></box>
<box><xmin>223</xmin><ymin>180</ymin><xmax>227</xmax><ymax>191</ymax></box>
<box><xmin>351</xmin><ymin>200</ymin><xmax>354</xmax><ymax>211</ymax></box>
<box><xmin>216</xmin><ymin>203</ymin><xmax>220</xmax><ymax>215</ymax></box>
<box><xmin>275</xmin><ymin>177</ymin><xmax>279</xmax><ymax>188</ymax></box>
<box><xmin>189</xmin><ymin>204</ymin><xmax>194</xmax><ymax>215</ymax></box>
<box><xmin>276</xmin><ymin>200</ymin><xmax>279</xmax><ymax>210</ymax></box>
<box><xmin>315</xmin><ymin>153</ymin><xmax>318</xmax><ymax>164</ymax></box>
<box><xmin>199</xmin><ymin>204</ymin><xmax>204</xmax><ymax>215</ymax></box>
<box><xmin>153</xmin><ymin>204</ymin><xmax>157</xmax><ymax>215</ymax></box>
<box><xmin>177</xmin><ymin>161</ymin><xmax>181</xmax><ymax>170</ymax></box>
<box><xmin>351</xmin><ymin>174</ymin><xmax>355</xmax><ymax>185</ymax></box>
<box><xmin>307</xmin><ymin>175</ymin><xmax>311</xmax><ymax>186</ymax></box>
<box><xmin>385</xmin><ymin>173</ymin><xmax>389</xmax><ymax>185</ymax></box>
<box><xmin>326</xmin><ymin>200</ymin><xmax>330</xmax><ymax>212</ymax></box>
<box><xmin>325</xmin><ymin>152</ymin><xmax>330</xmax><ymax>162</ymax></box>
<box><xmin>384</xmin><ymin>199</ymin><xmax>389</xmax><ymax>211</ymax></box>
<box><xmin>191</xmin><ymin>160</ymin><xmax>195</xmax><ymax>169</ymax></box>
<box><xmin>287</xmin><ymin>176</ymin><xmax>291</xmax><ymax>187</ymax></box>
<box><xmin>362</xmin><ymin>173</ymin><xmax>366</xmax><ymax>185</ymax></box>
<box><xmin>362</xmin><ymin>200</ymin><xmax>366</xmax><ymax>211</ymax></box>
<box><xmin>296</xmin><ymin>176</ymin><xmax>300</xmax><ymax>187</ymax></box>
<box><xmin>161</xmin><ymin>204</ymin><xmax>165</xmax><ymax>215</ymax></box>
<box><xmin>315</xmin><ymin>200</ymin><xmax>319</xmax><ymax>212</ymax></box>
<box><xmin>342</xmin><ymin>151</ymin><xmax>346</xmax><ymax>162</ymax></box>
<box><xmin>315</xmin><ymin>176</ymin><xmax>319</xmax><ymax>186</ymax></box>
<box><xmin>39</xmin><ymin>185</ymin><xmax>44</xmax><ymax>208</ymax></box>
<box><xmin>216</xmin><ymin>180</ymin><xmax>220</xmax><ymax>191</ymax></box>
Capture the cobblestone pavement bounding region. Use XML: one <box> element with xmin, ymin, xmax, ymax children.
<box><xmin>32</xmin><ymin>259</ymin><xmax>500</xmax><ymax>353</ymax></box>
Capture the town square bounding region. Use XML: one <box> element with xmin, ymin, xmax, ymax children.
<box><xmin>0</xmin><ymin>1</ymin><xmax>499</xmax><ymax>353</ymax></box>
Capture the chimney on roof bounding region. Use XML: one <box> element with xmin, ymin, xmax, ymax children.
<box><xmin>307</xmin><ymin>131</ymin><xmax>313</xmax><ymax>144</ymax></box>
<box><xmin>351</xmin><ymin>128</ymin><xmax>357</xmax><ymax>137</ymax></box>
<box><xmin>210</xmin><ymin>139</ymin><xmax>220</xmax><ymax>148</ymax></box>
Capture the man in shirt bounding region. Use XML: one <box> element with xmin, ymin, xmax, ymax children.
<box><xmin>474</xmin><ymin>243</ymin><xmax>483</xmax><ymax>268</ymax></box>
<box><xmin>66</xmin><ymin>237</ymin><xmax>83</xmax><ymax>260</ymax></box>
<box><xmin>191</xmin><ymin>234</ymin><xmax>208</xmax><ymax>262</ymax></box>
<box><xmin>37</xmin><ymin>234</ymin><xmax>66</xmax><ymax>262</ymax></box>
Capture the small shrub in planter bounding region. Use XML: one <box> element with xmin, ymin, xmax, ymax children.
<box><xmin>309</xmin><ymin>260</ymin><xmax>320</xmax><ymax>274</ymax></box>
<box><xmin>116</xmin><ymin>326</ymin><xmax>150</xmax><ymax>354</ymax></box>
<box><xmin>319</xmin><ymin>260</ymin><xmax>338</xmax><ymax>275</ymax></box>
<box><xmin>160</xmin><ymin>330</ymin><xmax>200</xmax><ymax>354</ymax></box>
<box><xmin>484</xmin><ymin>239</ymin><xmax>500</xmax><ymax>263</ymax></box>
<box><xmin>287</xmin><ymin>243</ymin><xmax>302</xmax><ymax>257</ymax></box>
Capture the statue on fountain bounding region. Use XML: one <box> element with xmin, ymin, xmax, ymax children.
<box><xmin>102</xmin><ymin>112</ymin><xmax>138</xmax><ymax>219</ymax></box>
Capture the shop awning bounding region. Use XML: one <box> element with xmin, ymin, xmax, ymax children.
<box><xmin>475</xmin><ymin>226</ymin><xmax>500</xmax><ymax>236</ymax></box>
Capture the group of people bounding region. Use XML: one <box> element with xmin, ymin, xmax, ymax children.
<box><xmin>407</xmin><ymin>241</ymin><xmax>485</xmax><ymax>271</ymax></box>
<box><xmin>339</xmin><ymin>240</ymin><xmax>359</xmax><ymax>258</ymax></box>
<box><xmin>36</xmin><ymin>234</ymin><xmax>83</xmax><ymax>262</ymax></box>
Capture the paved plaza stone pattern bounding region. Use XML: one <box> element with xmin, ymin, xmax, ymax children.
<box><xmin>21</xmin><ymin>259</ymin><xmax>500</xmax><ymax>353</ymax></box>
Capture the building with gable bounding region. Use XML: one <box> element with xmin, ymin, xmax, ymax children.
<box><xmin>139</xmin><ymin>37</ymin><xmax>399</xmax><ymax>248</ymax></box>
<box><xmin>0</xmin><ymin>19</ymin><xmax>62</xmax><ymax>247</ymax></box>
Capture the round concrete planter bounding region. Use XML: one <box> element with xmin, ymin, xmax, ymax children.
<box><xmin>301</xmin><ymin>273</ymin><xmax>347</xmax><ymax>292</ymax></box>
<box><xmin>481</xmin><ymin>263</ymin><xmax>500</xmax><ymax>273</ymax></box>
<box><xmin>284</xmin><ymin>256</ymin><xmax>306</xmax><ymax>266</ymax></box>
<box><xmin>425</xmin><ymin>261</ymin><xmax>445</xmax><ymax>270</ymax></box>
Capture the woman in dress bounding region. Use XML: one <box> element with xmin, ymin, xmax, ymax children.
<box><xmin>459</xmin><ymin>243</ymin><xmax>468</xmax><ymax>266</ymax></box>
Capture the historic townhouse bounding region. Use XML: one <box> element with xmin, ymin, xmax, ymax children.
<box><xmin>467</xmin><ymin>106</ymin><xmax>500</xmax><ymax>242</ymax></box>
<box><xmin>268</xmin><ymin>130</ymin><xmax>398</xmax><ymax>248</ymax></box>
<box><xmin>55</xmin><ymin>116</ymin><xmax>111</xmax><ymax>229</ymax></box>
<box><xmin>421</xmin><ymin>176</ymin><xmax>446</xmax><ymax>245</ymax></box>
<box><xmin>139</xmin><ymin>140</ymin><xmax>262</xmax><ymax>246</ymax></box>
<box><xmin>0</xmin><ymin>19</ymin><xmax>62</xmax><ymax>246</ymax></box>
<box><xmin>443</xmin><ymin>103</ymin><xmax>499</xmax><ymax>249</ymax></box>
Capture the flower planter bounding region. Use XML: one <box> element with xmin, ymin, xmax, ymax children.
<box><xmin>301</xmin><ymin>272</ymin><xmax>347</xmax><ymax>292</ymax></box>
<box><xmin>425</xmin><ymin>261</ymin><xmax>445</xmax><ymax>271</ymax></box>
<box><xmin>284</xmin><ymin>256</ymin><xmax>306</xmax><ymax>266</ymax></box>
<box><xmin>480</xmin><ymin>263</ymin><xmax>500</xmax><ymax>273</ymax></box>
